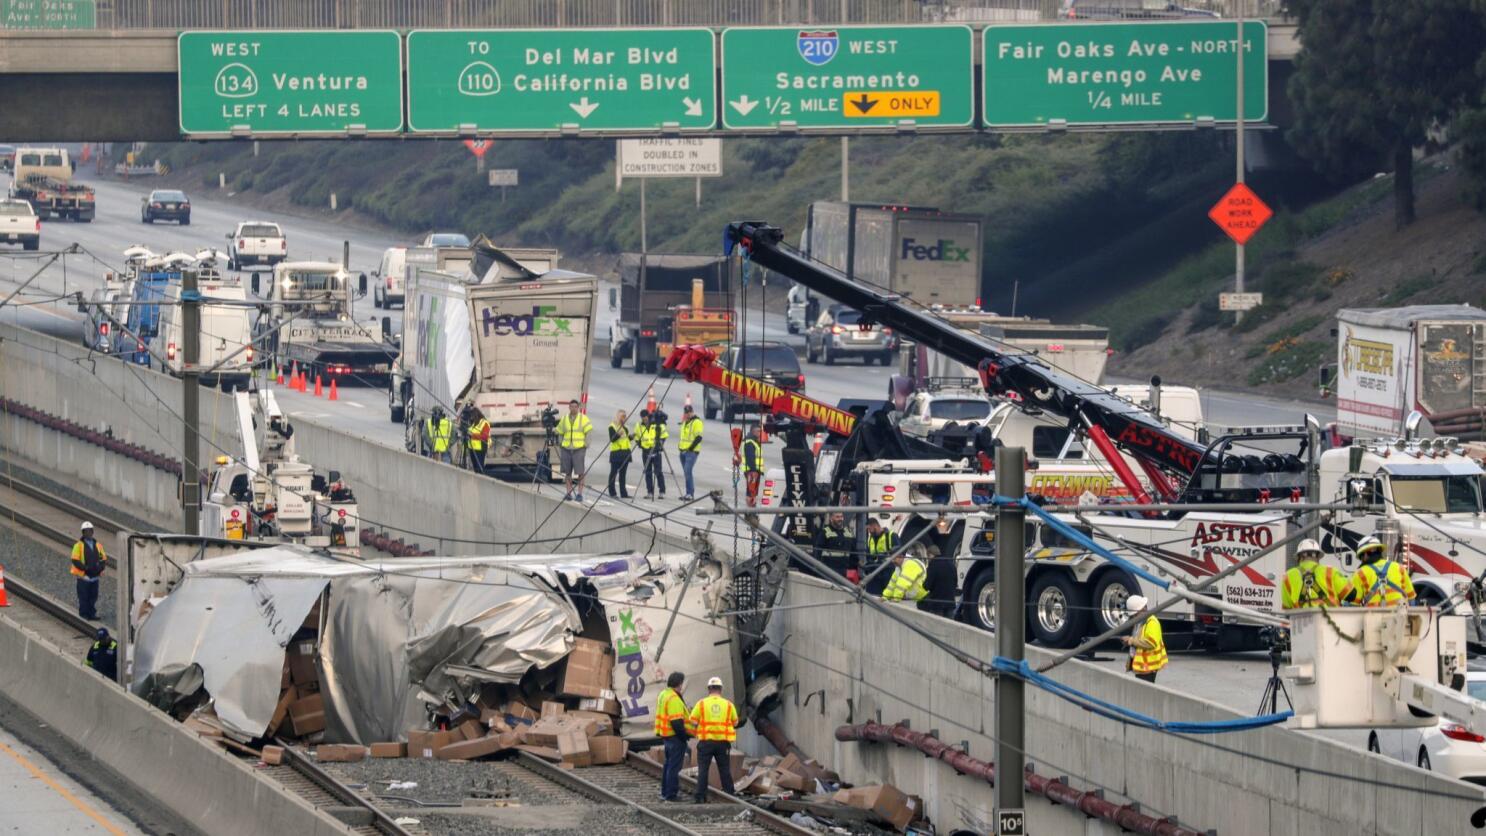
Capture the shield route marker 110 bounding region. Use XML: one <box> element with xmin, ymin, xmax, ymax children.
<box><xmin>406</xmin><ymin>28</ymin><xmax>716</xmax><ymax>133</ymax></box>
<box><xmin>982</xmin><ymin>20</ymin><xmax>1267</xmax><ymax>127</ymax></box>
<box><xmin>177</xmin><ymin>31</ymin><xmax>403</xmax><ymax>136</ymax></box>
<box><xmin>720</xmin><ymin>26</ymin><xmax>974</xmax><ymax>130</ymax></box>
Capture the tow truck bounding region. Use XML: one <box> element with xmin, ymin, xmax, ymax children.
<box><xmin>202</xmin><ymin>389</ymin><xmax>360</xmax><ymax>555</ymax></box>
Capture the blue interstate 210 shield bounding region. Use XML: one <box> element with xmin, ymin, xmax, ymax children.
<box><xmin>796</xmin><ymin>30</ymin><xmax>839</xmax><ymax>66</ymax></box>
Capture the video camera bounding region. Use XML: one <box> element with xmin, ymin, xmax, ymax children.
<box><xmin>650</xmin><ymin>407</ymin><xmax>670</xmax><ymax>425</ymax></box>
<box><xmin>540</xmin><ymin>406</ymin><xmax>559</xmax><ymax>430</ymax></box>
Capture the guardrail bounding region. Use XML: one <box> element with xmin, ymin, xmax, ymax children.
<box><xmin>87</xmin><ymin>0</ymin><xmax>1285</xmax><ymax>29</ymax></box>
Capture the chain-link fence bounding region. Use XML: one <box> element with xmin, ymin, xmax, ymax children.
<box><xmin>92</xmin><ymin>0</ymin><xmax>1287</xmax><ymax>29</ymax></box>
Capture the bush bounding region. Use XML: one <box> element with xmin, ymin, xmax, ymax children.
<box><xmin>1247</xmin><ymin>340</ymin><xmax>1330</xmax><ymax>386</ymax></box>
<box><xmin>1122</xmin><ymin>313</ymin><xmax>1176</xmax><ymax>351</ymax></box>
<box><xmin>1380</xmin><ymin>275</ymin><xmax>1438</xmax><ymax>306</ymax></box>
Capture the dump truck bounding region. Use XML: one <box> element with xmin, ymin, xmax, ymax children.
<box><xmin>251</xmin><ymin>261</ymin><xmax>395</xmax><ymax>385</ymax></box>
<box><xmin>394</xmin><ymin>239</ymin><xmax>598</xmax><ymax>480</ymax></box>
<box><xmin>609</xmin><ymin>253</ymin><xmax>732</xmax><ymax>375</ymax></box>
<box><xmin>1323</xmin><ymin>305</ymin><xmax>1486</xmax><ymax>441</ymax></box>
<box><xmin>7</xmin><ymin>147</ymin><xmax>94</xmax><ymax>221</ymax></box>
<box><xmin>789</xmin><ymin>201</ymin><xmax>982</xmax><ymax>332</ymax></box>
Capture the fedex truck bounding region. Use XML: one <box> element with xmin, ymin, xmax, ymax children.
<box><xmin>790</xmin><ymin>201</ymin><xmax>983</xmax><ymax>332</ymax></box>
<box><xmin>393</xmin><ymin>240</ymin><xmax>597</xmax><ymax>480</ymax></box>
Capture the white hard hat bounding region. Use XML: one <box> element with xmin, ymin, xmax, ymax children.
<box><xmin>707</xmin><ymin>676</ymin><xmax>723</xmax><ymax>689</ymax></box>
<box><xmin>80</xmin><ymin>521</ymin><xmax>94</xmax><ymax>531</ymax></box>
<box><xmin>1357</xmin><ymin>535</ymin><xmax>1386</xmax><ymax>555</ymax></box>
<box><xmin>1297</xmin><ymin>538</ymin><xmax>1323</xmax><ymax>556</ymax></box>
<box><xmin>1125</xmin><ymin>595</ymin><xmax>1148</xmax><ymax>612</ymax></box>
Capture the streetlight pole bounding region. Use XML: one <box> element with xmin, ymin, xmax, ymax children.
<box><xmin>1234</xmin><ymin>0</ymin><xmax>1246</xmax><ymax>324</ymax></box>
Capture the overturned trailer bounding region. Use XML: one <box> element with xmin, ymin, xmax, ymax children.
<box><xmin>122</xmin><ymin>534</ymin><xmax>787</xmax><ymax>744</ymax></box>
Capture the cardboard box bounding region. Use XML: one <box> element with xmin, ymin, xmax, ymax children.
<box><xmin>741</xmin><ymin>770</ymin><xmax>775</xmax><ymax>796</ymax></box>
<box><xmin>505</xmin><ymin>702</ymin><xmax>538</xmax><ymax>723</ymax></box>
<box><xmin>521</xmin><ymin>717</ymin><xmax>569</xmax><ymax>747</ymax></box>
<box><xmin>315</xmin><ymin>744</ymin><xmax>366</xmax><ymax>763</ymax></box>
<box><xmin>776</xmin><ymin>753</ymin><xmax>806</xmax><ymax>777</ymax></box>
<box><xmin>729</xmin><ymin>752</ymin><xmax>746</xmax><ymax>778</ymax></box>
<box><xmin>588</xmin><ymin>735</ymin><xmax>628</xmax><ymax>765</ymax></box>
<box><xmin>849</xmin><ymin>785</ymin><xmax>917</xmax><ymax>832</ymax></box>
<box><xmin>280</xmin><ymin>663</ymin><xmax>290</xmax><ymax>691</ymax></box>
<box><xmin>773</xmin><ymin>769</ymin><xmax>811</xmax><ymax>792</ymax></box>
<box><xmin>369</xmin><ymin>742</ymin><xmax>406</xmax><ymax>758</ymax></box>
<box><xmin>408</xmin><ymin>729</ymin><xmax>458</xmax><ymax>759</ymax></box>
<box><xmin>514</xmin><ymin>744</ymin><xmax>561</xmax><ymax>762</ymax></box>
<box><xmin>184</xmin><ymin>717</ymin><xmax>223</xmax><ymax>738</ymax></box>
<box><xmin>262</xmin><ymin>745</ymin><xmax>285</xmax><ymax>765</ymax></box>
<box><xmin>286</xmin><ymin>640</ymin><xmax>319</xmax><ymax>689</ymax></box>
<box><xmin>556</xmin><ymin>728</ymin><xmax>592</xmax><ymax>767</ymax></box>
<box><xmin>558</xmin><ymin>638</ymin><xmax>615</xmax><ymax>700</ymax></box>
<box><xmin>540</xmin><ymin>701</ymin><xmax>566</xmax><ymax>719</ymax></box>
<box><xmin>436</xmin><ymin>734</ymin><xmax>507</xmax><ymax>761</ymax></box>
<box><xmin>577</xmin><ymin>694</ymin><xmax>623</xmax><ymax>716</ymax></box>
<box><xmin>643</xmin><ymin>746</ymin><xmax>665</xmax><ymax>765</ymax></box>
<box><xmin>286</xmin><ymin>693</ymin><xmax>325</xmax><ymax>736</ymax></box>
<box><xmin>457</xmin><ymin>719</ymin><xmax>485</xmax><ymax>741</ymax></box>
<box><xmin>567</xmin><ymin>710</ymin><xmax>616</xmax><ymax>735</ymax></box>
<box><xmin>563</xmin><ymin>715</ymin><xmax>608</xmax><ymax>739</ymax></box>
<box><xmin>495</xmin><ymin>730</ymin><xmax>523</xmax><ymax>751</ymax></box>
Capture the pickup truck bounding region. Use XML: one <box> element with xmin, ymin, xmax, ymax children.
<box><xmin>8</xmin><ymin>147</ymin><xmax>93</xmax><ymax>222</ymax></box>
<box><xmin>226</xmin><ymin>221</ymin><xmax>287</xmax><ymax>271</ymax></box>
<box><xmin>0</xmin><ymin>199</ymin><xmax>40</xmax><ymax>251</ymax></box>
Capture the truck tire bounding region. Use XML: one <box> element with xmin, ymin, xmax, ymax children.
<box><xmin>805</xmin><ymin>339</ymin><xmax>817</xmax><ymax>363</ymax></box>
<box><xmin>965</xmin><ymin>568</ymin><xmax>996</xmax><ymax>631</ymax></box>
<box><xmin>705</xmin><ymin>403</ymin><xmax>718</xmax><ymax>420</ymax></box>
<box><xmin>1028</xmin><ymin>573</ymin><xmax>1089</xmax><ymax>648</ymax></box>
<box><xmin>23</xmin><ymin>238</ymin><xmax>37</xmax><ymax>252</ymax></box>
<box><xmin>143</xmin><ymin>214</ymin><xmax>153</xmax><ymax>224</ymax></box>
<box><xmin>1090</xmin><ymin>571</ymin><xmax>1139</xmax><ymax>637</ymax></box>
<box><xmin>390</xmin><ymin>403</ymin><xmax>405</xmax><ymax>424</ymax></box>
<box><xmin>609</xmin><ymin>350</ymin><xmax>622</xmax><ymax>369</ymax></box>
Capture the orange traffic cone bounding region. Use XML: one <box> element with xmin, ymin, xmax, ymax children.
<box><xmin>646</xmin><ymin>385</ymin><xmax>657</xmax><ymax>414</ymax></box>
<box><xmin>290</xmin><ymin>362</ymin><xmax>299</xmax><ymax>387</ymax></box>
<box><xmin>328</xmin><ymin>379</ymin><xmax>338</xmax><ymax>401</ymax></box>
<box><xmin>0</xmin><ymin>565</ymin><xmax>10</xmax><ymax>607</ymax></box>
<box><xmin>297</xmin><ymin>371</ymin><xmax>307</xmax><ymax>393</ymax></box>
<box><xmin>275</xmin><ymin>365</ymin><xmax>284</xmax><ymax>386</ymax></box>
<box><xmin>314</xmin><ymin>375</ymin><xmax>324</xmax><ymax>397</ymax></box>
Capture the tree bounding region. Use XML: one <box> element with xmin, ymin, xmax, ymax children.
<box><xmin>1287</xmin><ymin>0</ymin><xmax>1486</xmax><ymax>227</ymax></box>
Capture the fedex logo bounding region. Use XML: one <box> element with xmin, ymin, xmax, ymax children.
<box><xmin>614</xmin><ymin>608</ymin><xmax>650</xmax><ymax>719</ymax></box>
<box><xmin>900</xmin><ymin>238</ymin><xmax>970</xmax><ymax>263</ymax></box>
<box><xmin>481</xmin><ymin>304</ymin><xmax>575</xmax><ymax>338</ymax></box>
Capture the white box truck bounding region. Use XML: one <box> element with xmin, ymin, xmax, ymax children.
<box><xmin>158</xmin><ymin>275</ymin><xmax>255</xmax><ymax>391</ymax></box>
<box><xmin>790</xmin><ymin>201</ymin><xmax>983</xmax><ymax>332</ymax></box>
<box><xmin>1325</xmin><ymin>306</ymin><xmax>1486</xmax><ymax>440</ymax></box>
<box><xmin>393</xmin><ymin>240</ymin><xmax>597</xmax><ymax>480</ymax></box>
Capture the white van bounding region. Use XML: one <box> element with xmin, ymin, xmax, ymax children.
<box><xmin>373</xmin><ymin>247</ymin><xmax>407</xmax><ymax>309</ymax></box>
<box><xmin>159</xmin><ymin>277</ymin><xmax>255</xmax><ymax>391</ymax></box>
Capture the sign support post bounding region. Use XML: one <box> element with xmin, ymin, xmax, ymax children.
<box><xmin>995</xmin><ymin>445</ymin><xmax>1026</xmax><ymax>836</ymax></box>
<box><xmin>1235</xmin><ymin>0</ymin><xmax>1247</xmax><ymax>324</ymax></box>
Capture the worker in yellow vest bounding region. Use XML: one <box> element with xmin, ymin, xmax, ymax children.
<box><xmin>686</xmin><ymin>676</ymin><xmax>741</xmax><ymax>801</ymax></box>
<box><xmin>739</xmin><ymin>425</ymin><xmax>763</xmax><ymax>507</ymax></box>
<box><xmin>881</xmin><ymin>548</ymin><xmax>928</xmax><ymax>604</ymax></box>
<box><xmin>70</xmin><ymin>521</ymin><xmax>106</xmax><ymax>620</ymax></box>
<box><xmin>1122</xmin><ymin>595</ymin><xmax>1167</xmax><ymax>683</ymax></box>
<box><xmin>555</xmin><ymin>399</ymin><xmax>592</xmax><ymax>502</ymax></box>
<box><xmin>677</xmin><ymin>404</ymin><xmax>704</xmax><ymax>501</ymax></box>
<box><xmin>463</xmin><ymin>405</ymin><xmax>490</xmax><ymax>475</ymax></box>
<box><xmin>637</xmin><ymin>410</ymin><xmax>670</xmax><ymax>500</ymax></box>
<box><xmin>1345</xmin><ymin>535</ymin><xmax>1415</xmax><ymax>607</ymax></box>
<box><xmin>1281</xmin><ymin>538</ymin><xmax>1349</xmax><ymax>609</ymax></box>
<box><xmin>424</xmin><ymin>406</ymin><xmax>453</xmax><ymax>464</ymax></box>
<box><xmin>606</xmin><ymin>410</ymin><xmax>633</xmax><ymax>499</ymax></box>
<box><xmin>653</xmin><ymin>672</ymin><xmax>689</xmax><ymax>802</ymax></box>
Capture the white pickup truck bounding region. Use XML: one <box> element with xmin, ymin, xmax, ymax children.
<box><xmin>0</xmin><ymin>198</ymin><xmax>40</xmax><ymax>251</ymax></box>
<box><xmin>226</xmin><ymin>221</ymin><xmax>287</xmax><ymax>271</ymax></box>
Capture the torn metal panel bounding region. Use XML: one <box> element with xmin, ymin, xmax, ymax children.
<box><xmin>130</xmin><ymin>571</ymin><xmax>326</xmax><ymax>739</ymax></box>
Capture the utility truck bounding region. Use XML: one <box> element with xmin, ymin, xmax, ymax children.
<box><xmin>393</xmin><ymin>239</ymin><xmax>598</xmax><ymax>480</ymax></box>
<box><xmin>202</xmin><ymin>389</ymin><xmax>360</xmax><ymax>555</ymax></box>
<box><xmin>252</xmin><ymin>261</ymin><xmax>394</xmax><ymax>385</ymax></box>
<box><xmin>609</xmin><ymin>253</ymin><xmax>732</xmax><ymax>374</ymax></box>
<box><xmin>157</xmin><ymin>272</ymin><xmax>255</xmax><ymax>391</ymax></box>
<box><xmin>8</xmin><ymin>147</ymin><xmax>94</xmax><ymax>221</ymax></box>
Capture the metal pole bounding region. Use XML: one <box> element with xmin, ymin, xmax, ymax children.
<box><xmin>1233</xmin><ymin>0</ymin><xmax>1246</xmax><ymax>325</ymax></box>
<box><xmin>994</xmin><ymin>445</ymin><xmax>1025</xmax><ymax>833</ymax></box>
<box><xmin>640</xmin><ymin>178</ymin><xmax>648</xmax><ymax>305</ymax></box>
<box><xmin>181</xmin><ymin>269</ymin><xmax>202</xmax><ymax>536</ymax></box>
<box><xmin>840</xmin><ymin>136</ymin><xmax>849</xmax><ymax>201</ymax></box>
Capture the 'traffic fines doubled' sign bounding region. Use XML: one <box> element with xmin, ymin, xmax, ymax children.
<box><xmin>177</xmin><ymin>31</ymin><xmax>403</xmax><ymax>135</ymax></box>
<box><xmin>618</xmin><ymin>138</ymin><xmax>722</xmax><ymax>178</ymax></box>
<box><xmin>720</xmin><ymin>26</ymin><xmax>974</xmax><ymax>130</ymax></box>
<box><xmin>1208</xmin><ymin>182</ymin><xmax>1272</xmax><ymax>245</ymax></box>
<box><xmin>982</xmin><ymin>21</ymin><xmax>1267</xmax><ymax>127</ymax></box>
<box><xmin>406</xmin><ymin>28</ymin><xmax>715</xmax><ymax>133</ymax></box>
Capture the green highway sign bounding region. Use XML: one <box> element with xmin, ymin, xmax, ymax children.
<box><xmin>982</xmin><ymin>21</ymin><xmax>1267</xmax><ymax>127</ymax></box>
<box><xmin>177</xmin><ymin>31</ymin><xmax>403</xmax><ymax>136</ymax></box>
<box><xmin>720</xmin><ymin>25</ymin><xmax>974</xmax><ymax>130</ymax></box>
<box><xmin>3</xmin><ymin>0</ymin><xmax>94</xmax><ymax>29</ymax></box>
<box><xmin>407</xmin><ymin>29</ymin><xmax>715</xmax><ymax>133</ymax></box>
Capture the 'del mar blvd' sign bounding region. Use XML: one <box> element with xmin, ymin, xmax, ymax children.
<box><xmin>406</xmin><ymin>28</ymin><xmax>715</xmax><ymax>132</ymax></box>
<box><xmin>982</xmin><ymin>21</ymin><xmax>1267</xmax><ymax>127</ymax></box>
<box><xmin>177</xmin><ymin>31</ymin><xmax>403</xmax><ymax>135</ymax></box>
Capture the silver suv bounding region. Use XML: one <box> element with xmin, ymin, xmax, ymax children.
<box><xmin>805</xmin><ymin>304</ymin><xmax>896</xmax><ymax>366</ymax></box>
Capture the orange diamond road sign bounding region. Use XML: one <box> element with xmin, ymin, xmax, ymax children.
<box><xmin>1209</xmin><ymin>183</ymin><xmax>1272</xmax><ymax>246</ymax></box>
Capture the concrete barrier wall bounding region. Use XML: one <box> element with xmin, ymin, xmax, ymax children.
<box><xmin>0</xmin><ymin>323</ymin><xmax>690</xmax><ymax>555</ymax></box>
<box><xmin>772</xmin><ymin>574</ymin><xmax>1481</xmax><ymax>836</ymax></box>
<box><xmin>0</xmin><ymin>613</ymin><xmax>350</xmax><ymax>836</ymax></box>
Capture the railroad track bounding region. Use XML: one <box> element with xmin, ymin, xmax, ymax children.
<box><xmin>0</xmin><ymin>466</ymin><xmax>129</xmax><ymax>548</ymax></box>
<box><xmin>505</xmin><ymin>750</ymin><xmax>814</xmax><ymax>836</ymax></box>
<box><xmin>262</xmin><ymin>742</ymin><xmax>423</xmax><ymax>836</ymax></box>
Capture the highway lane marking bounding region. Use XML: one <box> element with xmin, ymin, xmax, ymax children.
<box><xmin>0</xmin><ymin>738</ymin><xmax>131</xmax><ymax>835</ymax></box>
<box><xmin>341</xmin><ymin>401</ymin><xmax>365</xmax><ymax>409</ymax></box>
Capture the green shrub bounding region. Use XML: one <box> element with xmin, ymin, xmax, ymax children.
<box><xmin>1247</xmin><ymin>340</ymin><xmax>1330</xmax><ymax>386</ymax></box>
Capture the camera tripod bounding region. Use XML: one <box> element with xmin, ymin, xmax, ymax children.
<box><xmin>1257</xmin><ymin>640</ymin><xmax>1293</xmax><ymax>715</ymax></box>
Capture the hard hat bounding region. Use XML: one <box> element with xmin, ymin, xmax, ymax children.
<box><xmin>94</xmin><ymin>627</ymin><xmax>109</xmax><ymax>640</ymax></box>
<box><xmin>80</xmin><ymin>521</ymin><xmax>94</xmax><ymax>531</ymax></box>
<box><xmin>1297</xmin><ymin>538</ymin><xmax>1323</xmax><ymax>556</ymax></box>
<box><xmin>707</xmin><ymin>676</ymin><xmax>723</xmax><ymax>689</ymax></box>
<box><xmin>1357</xmin><ymin>535</ymin><xmax>1386</xmax><ymax>556</ymax></box>
<box><xmin>1125</xmin><ymin>595</ymin><xmax>1148</xmax><ymax>612</ymax></box>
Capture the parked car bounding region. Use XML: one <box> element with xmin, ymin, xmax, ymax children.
<box><xmin>805</xmin><ymin>304</ymin><xmax>896</xmax><ymax>366</ymax></box>
<box><xmin>420</xmin><ymin>232</ymin><xmax>470</xmax><ymax>248</ymax></box>
<box><xmin>703</xmin><ymin>341</ymin><xmax>805</xmax><ymax>422</ymax></box>
<box><xmin>141</xmin><ymin>189</ymin><xmax>191</xmax><ymax>224</ymax></box>
<box><xmin>0</xmin><ymin>198</ymin><xmax>40</xmax><ymax>251</ymax></box>
<box><xmin>0</xmin><ymin>145</ymin><xmax>14</xmax><ymax>174</ymax></box>
<box><xmin>227</xmin><ymin>221</ymin><xmax>287</xmax><ymax>271</ymax></box>
<box><xmin>1369</xmin><ymin>667</ymin><xmax>1486</xmax><ymax>785</ymax></box>
<box><xmin>373</xmin><ymin>246</ymin><xmax>407</xmax><ymax>309</ymax></box>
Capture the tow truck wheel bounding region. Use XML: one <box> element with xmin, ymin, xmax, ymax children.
<box><xmin>966</xmin><ymin>570</ymin><xmax>996</xmax><ymax>632</ymax></box>
<box><xmin>1091</xmin><ymin>572</ymin><xmax>1138</xmax><ymax>636</ymax></box>
<box><xmin>1028</xmin><ymin>573</ymin><xmax>1089</xmax><ymax>648</ymax></box>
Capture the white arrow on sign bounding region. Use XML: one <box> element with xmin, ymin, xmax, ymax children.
<box><xmin>570</xmin><ymin>97</ymin><xmax>600</xmax><ymax>119</ymax></box>
<box><xmin>729</xmin><ymin>95</ymin><xmax>758</xmax><ymax>116</ymax></box>
<box><xmin>683</xmin><ymin>97</ymin><xmax>703</xmax><ymax>117</ymax></box>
